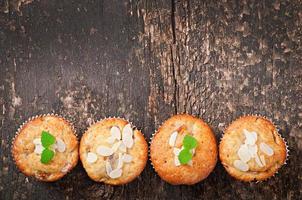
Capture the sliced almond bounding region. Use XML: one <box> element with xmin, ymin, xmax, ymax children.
<box><xmin>34</xmin><ymin>144</ymin><xmax>44</xmax><ymax>154</ymax></box>
<box><xmin>173</xmin><ymin>147</ymin><xmax>181</xmax><ymax>156</ymax></box>
<box><xmin>56</xmin><ymin>138</ymin><xmax>66</xmax><ymax>153</ymax></box>
<box><xmin>116</xmin><ymin>153</ymin><xmax>123</xmax><ymax>169</ymax></box>
<box><xmin>119</xmin><ymin>143</ymin><xmax>127</xmax><ymax>152</ymax></box>
<box><xmin>97</xmin><ymin>146</ymin><xmax>114</xmax><ymax>156</ymax></box>
<box><xmin>112</xmin><ymin>141</ymin><xmax>122</xmax><ymax>152</ymax></box>
<box><xmin>243</xmin><ymin>129</ymin><xmax>257</xmax><ymax>145</ymax></box>
<box><xmin>33</xmin><ymin>138</ymin><xmax>41</xmax><ymax>145</ymax></box>
<box><xmin>169</xmin><ymin>131</ymin><xmax>178</xmax><ymax>147</ymax></box>
<box><xmin>49</xmin><ymin>143</ymin><xmax>57</xmax><ymax>151</ymax></box>
<box><xmin>122</xmin><ymin>124</ymin><xmax>134</xmax><ymax>148</ymax></box>
<box><xmin>122</xmin><ymin>124</ymin><xmax>133</xmax><ymax>137</ymax></box>
<box><xmin>250</xmin><ymin>131</ymin><xmax>258</xmax><ymax>141</ymax></box>
<box><xmin>174</xmin><ymin>156</ymin><xmax>181</xmax><ymax>166</ymax></box>
<box><xmin>111</xmin><ymin>126</ymin><xmax>121</xmax><ymax>140</ymax></box>
<box><xmin>260</xmin><ymin>155</ymin><xmax>266</xmax><ymax>166</ymax></box>
<box><xmin>86</xmin><ymin>152</ymin><xmax>98</xmax><ymax>164</ymax></box>
<box><xmin>106</xmin><ymin>161</ymin><xmax>112</xmax><ymax>175</ymax></box>
<box><xmin>247</xmin><ymin>144</ymin><xmax>258</xmax><ymax>157</ymax></box>
<box><xmin>109</xmin><ymin>168</ymin><xmax>122</xmax><ymax>179</ymax></box>
<box><xmin>61</xmin><ymin>163</ymin><xmax>71</xmax><ymax>173</ymax></box>
<box><xmin>255</xmin><ymin>153</ymin><xmax>264</xmax><ymax>167</ymax></box>
<box><xmin>233</xmin><ymin>160</ymin><xmax>249</xmax><ymax>172</ymax></box>
<box><xmin>237</xmin><ymin>144</ymin><xmax>251</xmax><ymax>163</ymax></box>
<box><xmin>122</xmin><ymin>154</ymin><xmax>133</xmax><ymax>163</ymax></box>
<box><xmin>190</xmin><ymin>148</ymin><xmax>196</xmax><ymax>155</ymax></box>
<box><xmin>260</xmin><ymin>142</ymin><xmax>274</xmax><ymax>156</ymax></box>
<box><xmin>107</xmin><ymin>136</ymin><xmax>116</xmax><ymax>144</ymax></box>
<box><xmin>188</xmin><ymin>160</ymin><xmax>193</xmax><ymax>166</ymax></box>
<box><xmin>122</xmin><ymin>137</ymin><xmax>134</xmax><ymax>149</ymax></box>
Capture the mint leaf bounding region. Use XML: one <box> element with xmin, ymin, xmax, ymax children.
<box><xmin>41</xmin><ymin>131</ymin><xmax>55</xmax><ymax>148</ymax></box>
<box><xmin>183</xmin><ymin>135</ymin><xmax>198</xmax><ymax>149</ymax></box>
<box><xmin>41</xmin><ymin>148</ymin><xmax>55</xmax><ymax>164</ymax></box>
<box><xmin>178</xmin><ymin>148</ymin><xmax>192</xmax><ymax>164</ymax></box>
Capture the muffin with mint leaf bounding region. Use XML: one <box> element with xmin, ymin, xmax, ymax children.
<box><xmin>12</xmin><ymin>114</ymin><xmax>79</xmax><ymax>181</ymax></box>
<box><xmin>150</xmin><ymin>114</ymin><xmax>218</xmax><ymax>185</ymax></box>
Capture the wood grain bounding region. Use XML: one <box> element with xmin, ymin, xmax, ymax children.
<box><xmin>0</xmin><ymin>0</ymin><xmax>301</xmax><ymax>199</ymax></box>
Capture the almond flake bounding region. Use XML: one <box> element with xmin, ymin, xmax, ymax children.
<box><xmin>49</xmin><ymin>143</ymin><xmax>57</xmax><ymax>151</ymax></box>
<box><xmin>122</xmin><ymin>124</ymin><xmax>133</xmax><ymax>137</ymax></box>
<box><xmin>119</xmin><ymin>143</ymin><xmax>127</xmax><ymax>152</ymax></box>
<box><xmin>251</xmin><ymin>131</ymin><xmax>257</xmax><ymax>141</ymax></box>
<box><xmin>260</xmin><ymin>155</ymin><xmax>266</xmax><ymax>166</ymax></box>
<box><xmin>86</xmin><ymin>152</ymin><xmax>98</xmax><ymax>164</ymax></box>
<box><xmin>247</xmin><ymin>144</ymin><xmax>258</xmax><ymax>157</ymax></box>
<box><xmin>174</xmin><ymin>156</ymin><xmax>181</xmax><ymax>166</ymax></box>
<box><xmin>97</xmin><ymin>146</ymin><xmax>114</xmax><ymax>156</ymax></box>
<box><xmin>243</xmin><ymin>129</ymin><xmax>257</xmax><ymax>145</ymax></box>
<box><xmin>109</xmin><ymin>168</ymin><xmax>122</xmax><ymax>179</ymax></box>
<box><xmin>233</xmin><ymin>160</ymin><xmax>249</xmax><ymax>172</ymax></box>
<box><xmin>173</xmin><ymin>148</ymin><xmax>181</xmax><ymax>156</ymax></box>
<box><xmin>122</xmin><ymin>154</ymin><xmax>133</xmax><ymax>163</ymax></box>
<box><xmin>111</xmin><ymin>126</ymin><xmax>121</xmax><ymax>140</ymax></box>
<box><xmin>237</xmin><ymin>144</ymin><xmax>251</xmax><ymax>163</ymax></box>
<box><xmin>107</xmin><ymin>136</ymin><xmax>116</xmax><ymax>144</ymax></box>
<box><xmin>106</xmin><ymin>161</ymin><xmax>112</xmax><ymax>175</ymax></box>
<box><xmin>33</xmin><ymin>138</ymin><xmax>41</xmax><ymax>145</ymax></box>
<box><xmin>56</xmin><ymin>138</ymin><xmax>66</xmax><ymax>153</ymax></box>
<box><xmin>111</xmin><ymin>141</ymin><xmax>122</xmax><ymax>152</ymax></box>
<box><xmin>117</xmin><ymin>153</ymin><xmax>123</xmax><ymax>169</ymax></box>
<box><xmin>260</xmin><ymin>142</ymin><xmax>274</xmax><ymax>156</ymax></box>
<box><xmin>34</xmin><ymin>144</ymin><xmax>44</xmax><ymax>154</ymax></box>
<box><xmin>122</xmin><ymin>124</ymin><xmax>134</xmax><ymax>148</ymax></box>
<box><xmin>190</xmin><ymin>148</ymin><xmax>196</xmax><ymax>155</ymax></box>
<box><xmin>188</xmin><ymin>160</ymin><xmax>193</xmax><ymax>166</ymax></box>
<box><xmin>61</xmin><ymin>163</ymin><xmax>71</xmax><ymax>173</ymax></box>
<box><xmin>255</xmin><ymin>153</ymin><xmax>264</xmax><ymax>167</ymax></box>
<box><xmin>122</xmin><ymin>137</ymin><xmax>134</xmax><ymax>149</ymax></box>
<box><xmin>169</xmin><ymin>131</ymin><xmax>178</xmax><ymax>147</ymax></box>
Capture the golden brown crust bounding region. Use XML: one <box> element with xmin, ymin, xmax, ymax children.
<box><xmin>150</xmin><ymin>114</ymin><xmax>218</xmax><ymax>185</ymax></box>
<box><xmin>12</xmin><ymin>115</ymin><xmax>79</xmax><ymax>182</ymax></box>
<box><xmin>219</xmin><ymin>115</ymin><xmax>287</xmax><ymax>182</ymax></box>
<box><xmin>79</xmin><ymin>118</ymin><xmax>148</xmax><ymax>185</ymax></box>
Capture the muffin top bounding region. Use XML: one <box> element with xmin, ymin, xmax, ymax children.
<box><xmin>12</xmin><ymin>115</ymin><xmax>79</xmax><ymax>182</ymax></box>
<box><xmin>219</xmin><ymin>115</ymin><xmax>287</xmax><ymax>182</ymax></box>
<box><xmin>150</xmin><ymin>114</ymin><xmax>218</xmax><ymax>185</ymax></box>
<box><xmin>79</xmin><ymin>118</ymin><xmax>148</xmax><ymax>185</ymax></box>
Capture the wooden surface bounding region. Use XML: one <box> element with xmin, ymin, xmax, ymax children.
<box><xmin>0</xmin><ymin>0</ymin><xmax>301</xmax><ymax>199</ymax></box>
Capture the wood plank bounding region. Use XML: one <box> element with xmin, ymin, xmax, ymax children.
<box><xmin>0</xmin><ymin>0</ymin><xmax>301</xmax><ymax>199</ymax></box>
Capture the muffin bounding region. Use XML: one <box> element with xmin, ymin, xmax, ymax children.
<box><xmin>150</xmin><ymin>114</ymin><xmax>218</xmax><ymax>185</ymax></box>
<box><xmin>219</xmin><ymin>115</ymin><xmax>287</xmax><ymax>182</ymax></box>
<box><xmin>12</xmin><ymin>114</ymin><xmax>79</xmax><ymax>182</ymax></box>
<box><xmin>80</xmin><ymin>118</ymin><xmax>148</xmax><ymax>185</ymax></box>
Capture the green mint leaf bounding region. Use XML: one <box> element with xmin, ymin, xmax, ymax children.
<box><xmin>41</xmin><ymin>131</ymin><xmax>56</xmax><ymax>148</ymax></box>
<box><xmin>183</xmin><ymin>135</ymin><xmax>198</xmax><ymax>149</ymax></box>
<box><xmin>178</xmin><ymin>148</ymin><xmax>192</xmax><ymax>164</ymax></box>
<box><xmin>40</xmin><ymin>148</ymin><xmax>55</xmax><ymax>164</ymax></box>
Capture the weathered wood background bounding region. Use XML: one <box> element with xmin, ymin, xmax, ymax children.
<box><xmin>0</xmin><ymin>0</ymin><xmax>301</xmax><ymax>199</ymax></box>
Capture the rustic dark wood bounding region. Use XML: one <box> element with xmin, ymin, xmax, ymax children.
<box><xmin>0</xmin><ymin>0</ymin><xmax>301</xmax><ymax>199</ymax></box>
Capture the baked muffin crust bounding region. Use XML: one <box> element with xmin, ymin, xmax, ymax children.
<box><xmin>80</xmin><ymin>118</ymin><xmax>148</xmax><ymax>185</ymax></box>
<box><xmin>150</xmin><ymin>114</ymin><xmax>218</xmax><ymax>185</ymax></box>
<box><xmin>12</xmin><ymin>115</ymin><xmax>79</xmax><ymax>182</ymax></box>
<box><xmin>219</xmin><ymin>115</ymin><xmax>287</xmax><ymax>181</ymax></box>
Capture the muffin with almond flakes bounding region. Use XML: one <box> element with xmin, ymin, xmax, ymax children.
<box><xmin>219</xmin><ymin>115</ymin><xmax>287</xmax><ymax>182</ymax></box>
<box><xmin>79</xmin><ymin>118</ymin><xmax>148</xmax><ymax>185</ymax></box>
